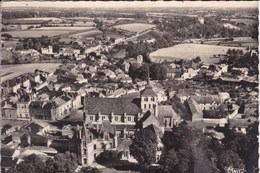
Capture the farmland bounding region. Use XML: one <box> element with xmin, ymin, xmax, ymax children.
<box><xmin>230</xmin><ymin>18</ymin><xmax>257</xmax><ymax>25</ymax></box>
<box><xmin>2</xmin><ymin>30</ymin><xmax>73</xmax><ymax>38</ymax></box>
<box><xmin>32</xmin><ymin>26</ymin><xmax>95</xmax><ymax>30</ymax></box>
<box><xmin>2</xmin><ymin>27</ymin><xmax>96</xmax><ymax>38</ymax></box>
<box><xmin>1</xmin><ymin>63</ymin><xmax>60</xmax><ymax>82</ymax></box>
<box><xmin>70</xmin><ymin>29</ymin><xmax>102</xmax><ymax>38</ymax></box>
<box><xmin>3</xmin><ymin>17</ymin><xmax>63</xmax><ymax>24</ymax></box>
<box><xmin>149</xmin><ymin>43</ymin><xmax>246</xmax><ymax>64</ymax></box>
<box><xmin>113</xmin><ymin>23</ymin><xmax>156</xmax><ymax>33</ymax></box>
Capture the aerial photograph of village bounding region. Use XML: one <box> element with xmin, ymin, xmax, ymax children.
<box><xmin>0</xmin><ymin>1</ymin><xmax>259</xmax><ymax>173</ymax></box>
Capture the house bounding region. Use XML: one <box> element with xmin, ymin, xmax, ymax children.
<box><xmin>120</xmin><ymin>76</ymin><xmax>132</xmax><ymax>83</ymax></box>
<box><xmin>218</xmin><ymin>92</ymin><xmax>230</xmax><ymax>102</ymax></box>
<box><xmin>1</xmin><ymin>74</ymin><xmax>31</xmax><ymax>96</ymax></box>
<box><xmin>1</xmin><ymin>145</ymin><xmax>19</xmax><ymax>173</ymax></box>
<box><xmin>2</xmin><ymin>101</ymin><xmax>17</xmax><ymax>118</ymax></box>
<box><xmin>17</xmin><ymin>95</ymin><xmax>31</xmax><ymax>118</ymax></box>
<box><xmin>244</xmin><ymin>103</ymin><xmax>258</xmax><ymax>116</ymax></box>
<box><xmin>186</xmin><ymin>98</ymin><xmax>203</xmax><ymax>122</ymax></box>
<box><xmin>29</xmin><ymin>101</ymin><xmax>56</xmax><ymax>120</ymax></box>
<box><xmin>190</xmin><ymin>95</ymin><xmax>221</xmax><ymax>110</ymax></box>
<box><xmin>158</xmin><ymin>105</ymin><xmax>181</xmax><ymax>128</ymax></box>
<box><xmin>208</xmin><ymin>64</ymin><xmax>228</xmax><ymax>78</ymax></box>
<box><xmin>229</xmin><ymin>119</ymin><xmax>255</xmax><ymax>134</ymax></box>
<box><xmin>136</xmin><ymin>55</ymin><xmax>143</xmax><ymax>64</ymax></box>
<box><xmin>76</xmin><ymin>119</ymin><xmax>118</xmax><ymax>166</ymax></box>
<box><xmin>41</xmin><ymin>46</ymin><xmax>53</xmax><ymax>55</ymax></box>
<box><xmin>181</xmin><ymin>68</ymin><xmax>199</xmax><ymax>80</ymax></box>
<box><xmin>52</xmin><ymin>95</ymin><xmax>73</xmax><ymax>120</ymax></box>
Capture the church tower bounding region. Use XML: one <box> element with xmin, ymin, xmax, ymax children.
<box><xmin>140</xmin><ymin>76</ymin><xmax>158</xmax><ymax>116</ymax></box>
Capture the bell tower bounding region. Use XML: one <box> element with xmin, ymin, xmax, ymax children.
<box><xmin>140</xmin><ymin>74</ymin><xmax>158</xmax><ymax>116</ymax></box>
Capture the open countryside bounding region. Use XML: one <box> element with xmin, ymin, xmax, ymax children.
<box><xmin>113</xmin><ymin>23</ymin><xmax>156</xmax><ymax>33</ymax></box>
<box><xmin>1</xmin><ymin>63</ymin><xmax>60</xmax><ymax>82</ymax></box>
<box><xmin>149</xmin><ymin>44</ymin><xmax>246</xmax><ymax>64</ymax></box>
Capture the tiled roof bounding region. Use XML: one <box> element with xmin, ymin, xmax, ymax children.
<box><xmin>1</xmin><ymin>146</ymin><xmax>16</xmax><ymax>156</ymax></box>
<box><xmin>24</xmin><ymin>123</ymin><xmax>43</xmax><ymax>134</ymax></box>
<box><xmin>99</xmin><ymin>120</ymin><xmax>115</xmax><ymax>135</ymax></box>
<box><xmin>118</xmin><ymin>138</ymin><xmax>132</xmax><ymax>151</ymax></box>
<box><xmin>29</xmin><ymin>101</ymin><xmax>55</xmax><ymax>109</ymax></box>
<box><xmin>158</xmin><ymin>105</ymin><xmax>180</xmax><ymax>125</ymax></box>
<box><xmin>1</xmin><ymin>157</ymin><xmax>18</xmax><ymax>168</ymax></box>
<box><xmin>229</xmin><ymin>119</ymin><xmax>254</xmax><ymax>128</ymax></box>
<box><xmin>140</xmin><ymin>85</ymin><xmax>157</xmax><ymax>97</ymax></box>
<box><xmin>187</xmin><ymin>98</ymin><xmax>203</xmax><ymax>120</ymax></box>
<box><xmin>84</xmin><ymin>97</ymin><xmax>140</xmax><ymax>115</ymax></box>
<box><xmin>53</xmin><ymin>97</ymin><xmax>67</xmax><ymax>106</ymax></box>
<box><xmin>144</xmin><ymin>124</ymin><xmax>162</xmax><ymax>136</ymax></box>
<box><xmin>190</xmin><ymin>95</ymin><xmax>221</xmax><ymax>104</ymax></box>
<box><xmin>139</xmin><ymin>111</ymin><xmax>161</xmax><ymax>129</ymax></box>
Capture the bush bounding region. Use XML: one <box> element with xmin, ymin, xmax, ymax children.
<box><xmin>96</xmin><ymin>150</ymin><xmax>122</xmax><ymax>164</ymax></box>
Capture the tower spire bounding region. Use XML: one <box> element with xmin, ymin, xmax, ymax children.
<box><xmin>147</xmin><ymin>67</ymin><xmax>150</xmax><ymax>85</ymax></box>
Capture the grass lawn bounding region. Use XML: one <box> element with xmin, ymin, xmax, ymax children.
<box><xmin>1</xmin><ymin>63</ymin><xmax>60</xmax><ymax>82</ymax></box>
<box><xmin>101</xmin><ymin>168</ymin><xmax>140</xmax><ymax>173</ymax></box>
<box><xmin>98</xmin><ymin>160</ymin><xmax>141</xmax><ymax>173</ymax></box>
<box><xmin>149</xmin><ymin>43</ymin><xmax>246</xmax><ymax>64</ymax></box>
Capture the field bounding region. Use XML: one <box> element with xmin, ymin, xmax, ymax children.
<box><xmin>2</xmin><ymin>26</ymin><xmax>95</xmax><ymax>38</ymax></box>
<box><xmin>3</xmin><ymin>17</ymin><xmax>63</xmax><ymax>24</ymax></box>
<box><xmin>113</xmin><ymin>23</ymin><xmax>156</xmax><ymax>33</ymax></box>
<box><xmin>149</xmin><ymin>43</ymin><xmax>246</xmax><ymax>64</ymax></box>
<box><xmin>230</xmin><ymin>19</ymin><xmax>257</xmax><ymax>25</ymax></box>
<box><xmin>49</xmin><ymin>22</ymin><xmax>95</xmax><ymax>27</ymax></box>
<box><xmin>70</xmin><ymin>29</ymin><xmax>102</xmax><ymax>38</ymax></box>
<box><xmin>32</xmin><ymin>26</ymin><xmax>95</xmax><ymax>30</ymax></box>
<box><xmin>1</xmin><ymin>63</ymin><xmax>60</xmax><ymax>82</ymax></box>
<box><xmin>2</xmin><ymin>30</ymin><xmax>74</xmax><ymax>38</ymax></box>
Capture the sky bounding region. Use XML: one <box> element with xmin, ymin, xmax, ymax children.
<box><xmin>2</xmin><ymin>1</ymin><xmax>259</xmax><ymax>9</ymax></box>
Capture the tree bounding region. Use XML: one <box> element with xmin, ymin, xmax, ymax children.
<box><xmin>79</xmin><ymin>167</ymin><xmax>101</xmax><ymax>173</ymax></box>
<box><xmin>45</xmin><ymin>152</ymin><xmax>78</xmax><ymax>173</ymax></box>
<box><xmin>96</xmin><ymin>150</ymin><xmax>121</xmax><ymax>164</ymax></box>
<box><xmin>128</xmin><ymin>63</ymin><xmax>141</xmax><ymax>81</ymax></box>
<box><xmin>15</xmin><ymin>154</ymin><xmax>45</xmax><ymax>173</ymax></box>
<box><xmin>149</xmin><ymin>63</ymin><xmax>167</xmax><ymax>80</ymax></box>
<box><xmin>217</xmin><ymin>149</ymin><xmax>245</xmax><ymax>172</ymax></box>
<box><xmin>130</xmin><ymin>129</ymin><xmax>158</xmax><ymax>169</ymax></box>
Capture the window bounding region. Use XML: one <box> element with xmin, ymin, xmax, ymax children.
<box><xmin>83</xmin><ymin>149</ymin><xmax>87</xmax><ymax>155</ymax></box>
<box><xmin>149</xmin><ymin>104</ymin><xmax>151</xmax><ymax>109</ymax></box>
<box><xmin>128</xmin><ymin>117</ymin><xmax>131</xmax><ymax>122</ymax></box>
<box><xmin>102</xmin><ymin>116</ymin><xmax>105</xmax><ymax>120</ymax></box>
<box><xmin>83</xmin><ymin>158</ymin><xmax>87</xmax><ymax>164</ymax></box>
<box><xmin>115</xmin><ymin>116</ymin><xmax>118</xmax><ymax>121</ymax></box>
<box><xmin>90</xmin><ymin>116</ymin><xmax>93</xmax><ymax>121</ymax></box>
<box><xmin>94</xmin><ymin>144</ymin><xmax>96</xmax><ymax>150</ymax></box>
<box><xmin>144</xmin><ymin>97</ymin><xmax>148</xmax><ymax>101</ymax></box>
<box><xmin>144</xmin><ymin>104</ymin><xmax>146</xmax><ymax>109</ymax></box>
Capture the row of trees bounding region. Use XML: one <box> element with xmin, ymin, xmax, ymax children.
<box><xmin>220</xmin><ymin>48</ymin><xmax>258</xmax><ymax>75</ymax></box>
<box><xmin>128</xmin><ymin>63</ymin><xmax>167</xmax><ymax>82</ymax></box>
<box><xmin>7</xmin><ymin>152</ymin><xmax>101</xmax><ymax>173</ymax></box>
<box><xmin>15</xmin><ymin>36</ymin><xmax>60</xmax><ymax>53</ymax></box>
<box><xmin>154</xmin><ymin>16</ymin><xmax>255</xmax><ymax>39</ymax></box>
<box><xmin>129</xmin><ymin>122</ymin><xmax>258</xmax><ymax>173</ymax></box>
